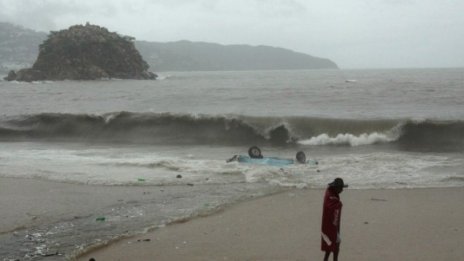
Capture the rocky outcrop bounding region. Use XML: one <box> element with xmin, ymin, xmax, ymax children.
<box><xmin>7</xmin><ymin>69</ymin><xmax>45</xmax><ymax>82</ymax></box>
<box><xmin>5</xmin><ymin>23</ymin><xmax>156</xmax><ymax>81</ymax></box>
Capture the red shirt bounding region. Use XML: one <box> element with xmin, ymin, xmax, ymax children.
<box><xmin>321</xmin><ymin>187</ymin><xmax>342</xmax><ymax>252</ymax></box>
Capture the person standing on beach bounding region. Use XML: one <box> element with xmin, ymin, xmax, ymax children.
<box><xmin>321</xmin><ymin>178</ymin><xmax>348</xmax><ymax>261</ymax></box>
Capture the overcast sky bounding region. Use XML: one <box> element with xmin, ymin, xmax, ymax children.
<box><xmin>1</xmin><ymin>0</ymin><xmax>463</xmax><ymax>69</ymax></box>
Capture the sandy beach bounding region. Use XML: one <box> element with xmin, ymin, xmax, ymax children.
<box><xmin>78</xmin><ymin>187</ymin><xmax>464</xmax><ymax>261</ymax></box>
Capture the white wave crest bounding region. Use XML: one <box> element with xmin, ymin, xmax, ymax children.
<box><xmin>298</xmin><ymin>132</ymin><xmax>395</xmax><ymax>146</ymax></box>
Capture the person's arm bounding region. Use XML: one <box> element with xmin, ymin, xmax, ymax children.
<box><xmin>328</xmin><ymin>197</ymin><xmax>342</xmax><ymax>240</ymax></box>
<box><xmin>333</xmin><ymin>208</ymin><xmax>340</xmax><ymax>227</ymax></box>
<box><xmin>331</xmin><ymin>202</ymin><xmax>342</xmax><ymax>243</ymax></box>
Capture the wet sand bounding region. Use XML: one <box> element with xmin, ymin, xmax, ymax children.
<box><xmin>78</xmin><ymin>187</ymin><xmax>464</xmax><ymax>261</ymax></box>
<box><xmin>0</xmin><ymin>177</ymin><xmax>157</xmax><ymax>234</ymax></box>
<box><xmin>0</xmin><ymin>176</ymin><xmax>275</xmax><ymax>259</ymax></box>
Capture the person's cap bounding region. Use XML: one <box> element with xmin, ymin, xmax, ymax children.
<box><xmin>328</xmin><ymin>178</ymin><xmax>348</xmax><ymax>188</ymax></box>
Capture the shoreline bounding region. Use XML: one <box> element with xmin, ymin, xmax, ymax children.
<box><xmin>1</xmin><ymin>176</ymin><xmax>463</xmax><ymax>260</ymax></box>
<box><xmin>77</xmin><ymin>187</ymin><xmax>464</xmax><ymax>261</ymax></box>
<box><xmin>0</xmin><ymin>177</ymin><xmax>278</xmax><ymax>260</ymax></box>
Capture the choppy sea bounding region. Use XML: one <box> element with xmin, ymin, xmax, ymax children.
<box><xmin>1</xmin><ymin>68</ymin><xmax>463</xmax><ymax>259</ymax></box>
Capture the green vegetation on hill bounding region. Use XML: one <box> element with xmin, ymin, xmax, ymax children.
<box><xmin>0</xmin><ymin>22</ymin><xmax>338</xmax><ymax>76</ymax></box>
<box><xmin>4</xmin><ymin>23</ymin><xmax>156</xmax><ymax>81</ymax></box>
<box><xmin>136</xmin><ymin>40</ymin><xmax>338</xmax><ymax>71</ymax></box>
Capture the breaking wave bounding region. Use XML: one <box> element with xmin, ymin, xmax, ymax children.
<box><xmin>298</xmin><ymin>132</ymin><xmax>395</xmax><ymax>146</ymax></box>
<box><xmin>0</xmin><ymin>112</ymin><xmax>463</xmax><ymax>151</ymax></box>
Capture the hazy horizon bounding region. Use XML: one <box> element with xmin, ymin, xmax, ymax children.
<box><xmin>1</xmin><ymin>0</ymin><xmax>463</xmax><ymax>69</ymax></box>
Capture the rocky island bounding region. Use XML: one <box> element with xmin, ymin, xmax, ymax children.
<box><xmin>4</xmin><ymin>23</ymin><xmax>156</xmax><ymax>81</ymax></box>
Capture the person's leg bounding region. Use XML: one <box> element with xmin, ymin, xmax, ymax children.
<box><xmin>323</xmin><ymin>251</ymin><xmax>330</xmax><ymax>261</ymax></box>
<box><xmin>333</xmin><ymin>246</ymin><xmax>339</xmax><ymax>261</ymax></box>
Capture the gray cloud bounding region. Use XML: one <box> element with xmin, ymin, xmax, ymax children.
<box><xmin>0</xmin><ymin>0</ymin><xmax>463</xmax><ymax>68</ymax></box>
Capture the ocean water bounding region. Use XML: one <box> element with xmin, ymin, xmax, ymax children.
<box><xmin>1</xmin><ymin>68</ymin><xmax>463</xmax><ymax>259</ymax></box>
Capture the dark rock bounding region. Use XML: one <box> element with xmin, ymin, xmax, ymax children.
<box><xmin>4</xmin><ymin>70</ymin><xmax>17</xmax><ymax>81</ymax></box>
<box><xmin>15</xmin><ymin>68</ymin><xmax>45</xmax><ymax>82</ymax></box>
<box><xmin>6</xmin><ymin>23</ymin><xmax>156</xmax><ymax>81</ymax></box>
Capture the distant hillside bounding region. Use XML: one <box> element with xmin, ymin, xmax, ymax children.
<box><xmin>136</xmin><ymin>40</ymin><xmax>338</xmax><ymax>71</ymax></box>
<box><xmin>0</xmin><ymin>22</ymin><xmax>46</xmax><ymax>71</ymax></box>
<box><xmin>0</xmin><ymin>22</ymin><xmax>338</xmax><ymax>73</ymax></box>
